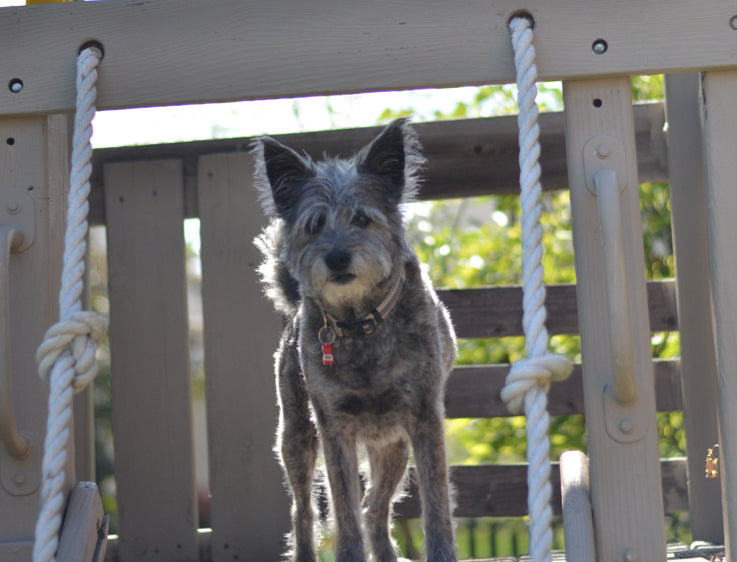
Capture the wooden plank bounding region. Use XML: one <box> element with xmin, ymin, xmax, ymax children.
<box><xmin>701</xmin><ymin>69</ymin><xmax>737</xmax><ymax>559</ymax></box>
<box><xmin>444</xmin><ymin>358</ymin><xmax>682</xmax><ymax>419</ymax></box>
<box><xmin>664</xmin><ymin>73</ymin><xmax>723</xmax><ymax>543</ymax></box>
<box><xmin>86</xmin><ymin>103</ymin><xmax>668</xmax><ymax>224</ymax></box>
<box><xmin>1</xmin><ymin>0</ymin><xmax>736</xmax><ymax>115</ymax></box>
<box><xmin>197</xmin><ymin>152</ymin><xmax>290</xmax><ymax>561</ymax></box>
<box><xmin>563</xmin><ymin>77</ymin><xmax>666</xmax><ymax>560</ymax></box>
<box><xmin>390</xmin><ymin>458</ymin><xmax>687</xmax><ymax>519</ymax></box>
<box><xmin>0</xmin><ymin>115</ymin><xmax>67</xmax><ymax>551</ymax></box>
<box><xmin>57</xmin><ymin>482</ymin><xmax>107</xmax><ymax>562</ymax></box>
<box><xmin>104</xmin><ymin>160</ymin><xmax>198</xmax><ymax>561</ymax></box>
<box><xmin>438</xmin><ymin>279</ymin><xmax>677</xmax><ymax>339</ymax></box>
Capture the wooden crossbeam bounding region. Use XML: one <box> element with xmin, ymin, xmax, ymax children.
<box><xmin>1</xmin><ymin>0</ymin><xmax>736</xmax><ymax>115</ymax></box>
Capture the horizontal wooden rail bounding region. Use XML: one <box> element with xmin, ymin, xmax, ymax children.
<box><xmin>445</xmin><ymin>358</ymin><xmax>682</xmax><ymax>419</ymax></box>
<box><xmin>394</xmin><ymin>458</ymin><xmax>688</xmax><ymax>519</ymax></box>
<box><xmin>438</xmin><ymin>279</ymin><xmax>677</xmax><ymax>338</ymax></box>
<box><xmin>0</xmin><ymin>0</ymin><xmax>736</xmax><ymax>114</ymax></box>
<box><xmin>87</xmin><ymin>103</ymin><xmax>666</xmax><ymax>224</ymax></box>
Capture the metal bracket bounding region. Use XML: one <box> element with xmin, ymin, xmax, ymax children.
<box><xmin>0</xmin><ymin>189</ymin><xmax>38</xmax><ymax>495</ymax></box>
<box><xmin>583</xmin><ymin>134</ymin><xmax>628</xmax><ymax>195</ymax></box>
<box><xmin>583</xmin><ymin>135</ymin><xmax>648</xmax><ymax>443</ymax></box>
<box><xmin>0</xmin><ymin>189</ymin><xmax>35</xmax><ymax>252</ymax></box>
<box><xmin>0</xmin><ymin>431</ymin><xmax>40</xmax><ymax>496</ymax></box>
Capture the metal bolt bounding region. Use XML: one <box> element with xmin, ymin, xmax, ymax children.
<box><xmin>8</xmin><ymin>78</ymin><xmax>23</xmax><ymax>94</ymax></box>
<box><xmin>596</xmin><ymin>144</ymin><xmax>611</xmax><ymax>159</ymax></box>
<box><xmin>619</xmin><ymin>417</ymin><xmax>634</xmax><ymax>434</ymax></box>
<box><xmin>623</xmin><ymin>549</ymin><xmax>640</xmax><ymax>562</ymax></box>
<box><xmin>730</xmin><ymin>15</ymin><xmax>737</xmax><ymax>30</ymax></box>
<box><xmin>6</xmin><ymin>199</ymin><xmax>21</xmax><ymax>215</ymax></box>
<box><xmin>592</xmin><ymin>39</ymin><xmax>608</xmax><ymax>55</ymax></box>
<box><xmin>14</xmin><ymin>472</ymin><xmax>26</xmax><ymax>486</ymax></box>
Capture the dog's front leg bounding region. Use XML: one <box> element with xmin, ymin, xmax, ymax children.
<box><xmin>410</xmin><ymin>410</ymin><xmax>457</xmax><ymax>562</ymax></box>
<box><xmin>321</xmin><ymin>424</ymin><xmax>366</xmax><ymax>562</ymax></box>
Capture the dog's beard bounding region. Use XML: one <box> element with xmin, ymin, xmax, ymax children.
<box><xmin>307</xmin><ymin>250</ymin><xmax>393</xmax><ymax>311</ymax></box>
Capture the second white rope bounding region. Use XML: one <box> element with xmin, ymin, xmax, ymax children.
<box><xmin>33</xmin><ymin>46</ymin><xmax>107</xmax><ymax>562</ymax></box>
<box><xmin>501</xmin><ymin>16</ymin><xmax>573</xmax><ymax>562</ymax></box>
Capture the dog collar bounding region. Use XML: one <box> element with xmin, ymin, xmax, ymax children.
<box><xmin>318</xmin><ymin>272</ymin><xmax>405</xmax><ymax>365</ymax></box>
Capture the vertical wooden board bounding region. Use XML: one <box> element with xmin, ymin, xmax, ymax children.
<box><xmin>198</xmin><ymin>153</ymin><xmax>290</xmax><ymax>561</ymax></box>
<box><xmin>0</xmin><ymin>115</ymin><xmax>67</xmax><ymax>551</ymax></box>
<box><xmin>563</xmin><ymin>78</ymin><xmax>666</xmax><ymax>560</ymax></box>
<box><xmin>664</xmin><ymin>73</ymin><xmax>723</xmax><ymax>543</ymax></box>
<box><xmin>104</xmin><ymin>160</ymin><xmax>198</xmax><ymax>561</ymax></box>
<box><xmin>701</xmin><ymin>69</ymin><xmax>737</xmax><ymax>558</ymax></box>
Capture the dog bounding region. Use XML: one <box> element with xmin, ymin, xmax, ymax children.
<box><xmin>253</xmin><ymin>119</ymin><xmax>457</xmax><ymax>562</ymax></box>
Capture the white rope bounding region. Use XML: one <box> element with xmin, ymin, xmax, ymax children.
<box><xmin>33</xmin><ymin>46</ymin><xmax>107</xmax><ymax>562</ymax></box>
<box><xmin>501</xmin><ymin>16</ymin><xmax>573</xmax><ymax>562</ymax></box>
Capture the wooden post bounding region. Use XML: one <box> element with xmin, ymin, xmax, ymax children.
<box><xmin>664</xmin><ymin>72</ymin><xmax>723</xmax><ymax>543</ymax></box>
<box><xmin>700</xmin><ymin>69</ymin><xmax>737</xmax><ymax>558</ymax></box>
<box><xmin>0</xmin><ymin>115</ymin><xmax>69</xmax><ymax>559</ymax></box>
<box><xmin>560</xmin><ymin>450</ymin><xmax>595</xmax><ymax>562</ymax></box>
<box><xmin>564</xmin><ymin>77</ymin><xmax>666</xmax><ymax>561</ymax></box>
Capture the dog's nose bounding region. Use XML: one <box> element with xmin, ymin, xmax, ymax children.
<box><xmin>325</xmin><ymin>248</ymin><xmax>351</xmax><ymax>272</ymax></box>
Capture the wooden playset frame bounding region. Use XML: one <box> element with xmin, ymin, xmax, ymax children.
<box><xmin>1</xmin><ymin>0</ymin><xmax>736</xmax><ymax>560</ymax></box>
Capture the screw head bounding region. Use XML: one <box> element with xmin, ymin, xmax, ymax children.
<box><xmin>619</xmin><ymin>418</ymin><xmax>634</xmax><ymax>434</ymax></box>
<box><xmin>730</xmin><ymin>15</ymin><xmax>737</xmax><ymax>30</ymax></box>
<box><xmin>592</xmin><ymin>39</ymin><xmax>608</xmax><ymax>55</ymax></box>
<box><xmin>596</xmin><ymin>144</ymin><xmax>612</xmax><ymax>159</ymax></box>
<box><xmin>13</xmin><ymin>472</ymin><xmax>26</xmax><ymax>486</ymax></box>
<box><xmin>8</xmin><ymin>78</ymin><xmax>23</xmax><ymax>94</ymax></box>
<box><xmin>6</xmin><ymin>199</ymin><xmax>21</xmax><ymax>215</ymax></box>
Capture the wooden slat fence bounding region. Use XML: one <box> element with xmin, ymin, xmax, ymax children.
<box><xmin>95</xmin><ymin>103</ymin><xmax>689</xmax><ymax>561</ymax></box>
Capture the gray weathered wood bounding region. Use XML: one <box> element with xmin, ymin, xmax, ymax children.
<box><xmin>564</xmin><ymin>77</ymin><xmax>666</xmax><ymax>560</ymax></box>
<box><xmin>444</xmin><ymin>358</ymin><xmax>682</xmax><ymax>419</ymax></box>
<box><xmin>0</xmin><ymin>115</ymin><xmax>68</xmax><ymax>559</ymax></box>
<box><xmin>1</xmin><ymin>0</ymin><xmax>737</xmax><ymax>115</ymax></box>
<box><xmin>701</xmin><ymin>69</ymin><xmax>737</xmax><ymax>558</ymax></box>
<box><xmin>57</xmin><ymin>482</ymin><xmax>108</xmax><ymax>562</ymax></box>
<box><xmin>559</xmin><ymin>451</ymin><xmax>595</xmax><ymax>562</ymax></box>
<box><xmin>104</xmin><ymin>160</ymin><xmax>198</xmax><ymax>561</ymax></box>
<box><xmin>86</xmin><ymin>103</ymin><xmax>668</xmax><ymax>224</ymax></box>
<box><xmin>438</xmin><ymin>279</ymin><xmax>677</xmax><ymax>339</ymax></box>
<box><xmin>197</xmin><ymin>152</ymin><xmax>290</xmax><ymax>561</ymax></box>
<box><xmin>664</xmin><ymin>72</ymin><xmax>723</xmax><ymax>543</ymax></box>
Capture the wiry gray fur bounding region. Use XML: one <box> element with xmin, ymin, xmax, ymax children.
<box><xmin>253</xmin><ymin>119</ymin><xmax>458</xmax><ymax>562</ymax></box>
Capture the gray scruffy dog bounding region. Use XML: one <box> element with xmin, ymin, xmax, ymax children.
<box><xmin>253</xmin><ymin>119</ymin><xmax>457</xmax><ymax>562</ymax></box>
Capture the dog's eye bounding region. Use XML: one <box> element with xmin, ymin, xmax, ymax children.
<box><xmin>352</xmin><ymin>211</ymin><xmax>372</xmax><ymax>228</ymax></box>
<box><xmin>305</xmin><ymin>214</ymin><xmax>326</xmax><ymax>235</ymax></box>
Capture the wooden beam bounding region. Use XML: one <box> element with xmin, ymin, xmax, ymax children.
<box><xmin>664</xmin><ymin>72</ymin><xmax>723</xmax><ymax>543</ymax></box>
<box><xmin>439</xmin><ymin>279</ymin><xmax>677</xmax><ymax>338</ymax></box>
<box><xmin>87</xmin><ymin>103</ymin><xmax>667</xmax><ymax>225</ymax></box>
<box><xmin>0</xmin><ymin>0</ymin><xmax>736</xmax><ymax>115</ymax></box>
<box><xmin>701</xmin><ymin>69</ymin><xmax>737</xmax><ymax>559</ymax></box>
<box><xmin>444</xmin><ymin>358</ymin><xmax>682</xmax><ymax>419</ymax></box>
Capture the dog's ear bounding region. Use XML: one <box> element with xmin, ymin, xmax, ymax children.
<box><xmin>254</xmin><ymin>137</ymin><xmax>314</xmax><ymax>217</ymax></box>
<box><xmin>358</xmin><ymin>119</ymin><xmax>407</xmax><ymax>203</ymax></box>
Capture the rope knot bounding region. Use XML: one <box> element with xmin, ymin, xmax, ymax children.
<box><xmin>37</xmin><ymin>310</ymin><xmax>108</xmax><ymax>393</ymax></box>
<box><xmin>501</xmin><ymin>353</ymin><xmax>573</xmax><ymax>414</ymax></box>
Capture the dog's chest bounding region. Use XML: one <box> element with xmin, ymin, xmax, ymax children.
<box><xmin>302</xmin><ymin>327</ymin><xmax>429</xmax><ymax>421</ymax></box>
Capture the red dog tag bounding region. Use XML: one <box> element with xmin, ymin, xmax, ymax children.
<box><xmin>322</xmin><ymin>342</ymin><xmax>334</xmax><ymax>365</ymax></box>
